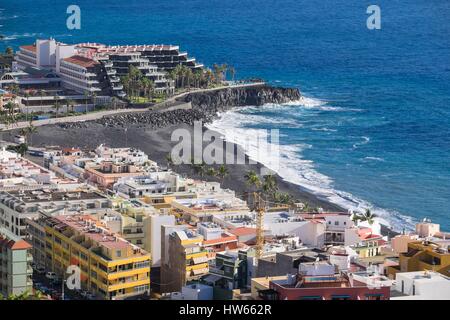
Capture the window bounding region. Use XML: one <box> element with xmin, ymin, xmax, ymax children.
<box><xmin>116</xmin><ymin>250</ymin><xmax>121</xmax><ymax>257</ymax></box>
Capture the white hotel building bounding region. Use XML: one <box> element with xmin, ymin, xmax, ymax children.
<box><xmin>14</xmin><ymin>39</ymin><xmax>111</xmax><ymax>96</ymax></box>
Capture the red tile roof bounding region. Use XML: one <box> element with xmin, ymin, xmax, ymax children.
<box><xmin>203</xmin><ymin>233</ymin><xmax>237</xmax><ymax>246</ymax></box>
<box><xmin>20</xmin><ymin>45</ymin><xmax>36</xmax><ymax>53</ymax></box>
<box><xmin>0</xmin><ymin>237</ymin><xmax>32</xmax><ymax>250</ymax></box>
<box><xmin>229</xmin><ymin>227</ymin><xmax>256</xmax><ymax>237</ymax></box>
<box><xmin>63</xmin><ymin>55</ymin><xmax>99</xmax><ymax>68</ymax></box>
<box><xmin>9</xmin><ymin>240</ymin><xmax>32</xmax><ymax>250</ymax></box>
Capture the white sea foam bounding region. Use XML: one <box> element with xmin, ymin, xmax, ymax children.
<box><xmin>296</xmin><ymin>96</ymin><xmax>363</xmax><ymax>112</ymax></box>
<box><xmin>311</xmin><ymin>127</ymin><xmax>337</xmax><ymax>132</ymax></box>
<box><xmin>1</xmin><ymin>32</ymin><xmax>43</xmax><ymax>40</ymax></box>
<box><xmin>353</xmin><ymin>136</ymin><xmax>370</xmax><ymax>149</ymax></box>
<box><xmin>207</xmin><ymin>102</ymin><xmax>416</xmax><ymax>232</ymax></box>
<box><xmin>363</xmin><ymin>156</ymin><xmax>385</xmax><ymax>162</ymax></box>
<box><xmin>0</xmin><ymin>14</ymin><xmax>18</xmax><ymax>20</ymax></box>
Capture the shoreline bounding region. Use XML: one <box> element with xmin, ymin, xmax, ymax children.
<box><xmin>2</xmin><ymin>122</ymin><xmax>397</xmax><ymax>237</ymax></box>
<box><xmin>1</xmin><ymin>84</ymin><xmax>399</xmax><ymax>237</ymax></box>
<box><xmin>2</xmin><ymin>122</ymin><xmax>343</xmax><ymax>212</ymax></box>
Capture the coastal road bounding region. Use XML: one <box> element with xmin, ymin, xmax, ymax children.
<box><xmin>0</xmin><ymin>82</ymin><xmax>266</xmax><ymax>131</ymax></box>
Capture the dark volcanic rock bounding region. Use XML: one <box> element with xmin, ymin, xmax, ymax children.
<box><xmin>56</xmin><ymin>85</ymin><xmax>301</xmax><ymax>129</ymax></box>
<box><xmin>184</xmin><ymin>85</ymin><xmax>301</xmax><ymax>114</ymax></box>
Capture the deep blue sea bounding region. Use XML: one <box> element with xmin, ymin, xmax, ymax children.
<box><xmin>1</xmin><ymin>0</ymin><xmax>449</xmax><ymax>231</ymax></box>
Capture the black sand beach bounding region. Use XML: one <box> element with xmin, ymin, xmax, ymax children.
<box><xmin>4</xmin><ymin>122</ymin><xmax>343</xmax><ymax>212</ymax></box>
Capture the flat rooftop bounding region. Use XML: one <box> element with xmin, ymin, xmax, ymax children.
<box><xmin>49</xmin><ymin>215</ymin><xmax>141</xmax><ymax>253</ymax></box>
<box><xmin>4</xmin><ymin>189</ymin><xmax>107</xmax><ymax>203</ymax></box>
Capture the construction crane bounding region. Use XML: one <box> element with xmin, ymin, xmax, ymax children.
<box><xmin>252</xmin><ymin>192</ymin><xmax>266</xmax><ymax>263</ymax></box>
<box><xmin>249</xmin><ymin>192</ymin><xmax>293</xmax><ymax>265</ymax></box>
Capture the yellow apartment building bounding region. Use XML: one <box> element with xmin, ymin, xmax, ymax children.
<box><xmin>160</xmin><ymin>229</ymin><xmax>209</xmax><ymax>293</ymax></box>
<box><xmin>387</xmin><ymin>241</ymin><xmax>450</xmax><ymax>278</ymax></box>
<box><xmin>43</xmin><ymin>214</ymin><xmax>151</xmax><ymax>300</ymax></box>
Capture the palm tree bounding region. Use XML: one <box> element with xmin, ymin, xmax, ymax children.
<box><xmin>53</xmin><ymin>95</ymin><xmax>61</xmax><ymax>118</ymax></box>
<box><xmin>205</xmin><ymin>69</ymin><xmax>215</xmax><ymax>88</ymax></box>
<box><xmin>121</xmin><ymin>75</ymin><xmax>131</xmax><ymax>98</ymax></box>
<box><xmin>351</xmin><ymin>212</ymin><xmax>361</xmax><ymax>225</ymax></box>
<box><xmin>193</xmin><ymin>161</ymin><xmax>207</xmax><ymax>177</ymax></box>
<box><xmin>166</xmin><ymin>153</ymin><xmax>174</xmax><ymax>169</ymax></box>
<box><xmin>110</xmin><ymin>97</ymin><xmax>117</xmax><ymax>110</ymax></box>
<box><xmin>360</xmin><ymin>208</ymin><xmax>376</xmax><ymax>225</ymax></box>
<box><xmin>262</xmin><ymin>174</ymin><xmax>278</xmax><ymax>198</ymax></box>
<box><xmin>302</xmin><ymin>202</ymin><xmax>312</xmax><ymax>212</ymax></box>
<box><xmin>5</xmin><ymin>47</ymin><xmax>14</xmax><ymax>56</ymax></box>
<box><xmin>212</xmin><ymin>64</ymin><xmax>221</xmax><ymax>84</ymax></box>
<box><xmin>244</xmin><ymin>170</ymin><xmax>261</xmax><ymax>191</ymax></box>
<box><xmin>66</xmin><ymin>99</ymin><xmax>76</xmax><ymax>114</ymax></box>
<box><xmin>92</xmin><ymin>92</ymin><xmax>97</xmax><ymax>110</ymax></box>
<box><xmin>26</xmin><ymin>119</ymin><xmax>38</xmax><ymax>145</ymax></box>
<box><xmin>9</xmin><ymin>143</ymin><xmax>28</xmax><ymax>156</ymax></box>
<box><xmin>38</xmin><ymin>89</ymin><xmax>45</xmax><ymax>108</ymax></box>
<box><xmin>217</xmin><ymin>164</ymin><xmax>229</xmax><ymax>183</ymax></box>
<box><xmin>184</xmin><ymin>67</ymin><xmax>193</xmax><ymax>90</ymax></box>
<box><xmin>3</xmin><ymin>101</ymin><xmax>18</xmax><ymax>128</ymax></box>
<box><xmin>83</xmin><ymin>91</ymin><xmax>90</xmax><ymax>114</ymax></box>
<box><xmin>229</xmin><ymin>66</ymin><xmax>236</xmax><ymax>82</ymax></box>
<box><xmin>273</xmin><ymin>192</ymin><xmax>294</xmax><ymax>205</ymax></box>
<box><xmin>206</xmin><ymin>167</ymin><xmax>217</xmax><ymax>177</ymax></box>
<box><xmin>221</xmin><ymin>64</ymin><xmax>228</xmax><ymax>82</ymax></box>
<box><xmin>23</xmin><ymin>91</ymin><xmax>30</xmax><ymax>121</ymax></box>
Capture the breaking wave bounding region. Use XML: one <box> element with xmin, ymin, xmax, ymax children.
<box><xmin>206</xmin><ymin>97</ymin><xmax>416</xmax><ymax>231</ymax></box>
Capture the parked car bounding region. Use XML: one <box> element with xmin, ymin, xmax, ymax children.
<box><xmin>45</xmin><ymin>272</ymin><xmax>57</xmax><ymax>280</ymax></box>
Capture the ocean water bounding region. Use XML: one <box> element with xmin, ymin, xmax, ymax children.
<box><xmin>1</xmin><ymin>0</ymin><xmax>449</xmax><ymax>231</ymax></box>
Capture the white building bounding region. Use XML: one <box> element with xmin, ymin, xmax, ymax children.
<box><xmin>143</xmin><ymin>214</ymin><xmax>176</xmax><ymax>267</ymax></box>
<box><xmin>95</xmin><ymin>145</ymin><xmax>151</xmax><ymax>166</ymax></box>
<box><xmin>392</xmin><ymin>271</ymin><xmax>450</xmax><ymax>300</ymax></box>
<box><xmin>170</xmin><ymin>283</ymin><xmax>213</xmax><ymax>300</ymax></box>
<box><xmin>299</xmin><ymin>261</ymin><xmax>335</xmax><ymax>276</ymax></box>
<box><xmin>213</xmin><ymin>210</ymin><xmax>326</xmax><ymax>247</ymax></box>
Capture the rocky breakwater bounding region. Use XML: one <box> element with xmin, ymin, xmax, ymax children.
<box><xmin>183</xmin><ymin>84</ymin><xmax>301</xmax><ymax>114</ymax></box>
<box><xmin>58</xmin><ymin>85</ymin><xmax>301</xmax><ymax>130</ymax></box>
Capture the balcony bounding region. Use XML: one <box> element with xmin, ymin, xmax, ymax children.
<box><xmin>108</xmin><ymin>278</ymin><xmax>150</xmax><ymax>292</ymax></box>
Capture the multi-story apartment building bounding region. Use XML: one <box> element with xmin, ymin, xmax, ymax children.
<box><xmin>42</xmin><ymin>214</ymin><xmax>151</xmax><ymax>300</ymax></box>
<box><xmin>14</xmin><ymin>39</ymin><xmax>115</xmax><ymax>97</ymax></box>
<box><xmin>100</xmin><ymin>58</ymin><xmax>125</xmax><ymax>97</ymax></box>
<box><xmin>265</xmin><ymin>272</ymin><xmax>391</xmax><ymax>300</ymax></box>
<box><xmin>0</xmin><ymin>188</ymin><xmax>110</xmax><ymax>238</ymax></box>
<box><xmin>0</xmin><ymin>148</ymin><xmax>57</xmax><ymax>188</ymax></box>
<box><xmin>107</xmin><ymin>52</ymin><xmax>174</xmax><ymax>94</ymax></box>
<box><xmin>207</xmin><ymin>250</ymin><xmax>249</xmax><ymax>291</ymax></box>
<box><xmin>59</xmin><ymin>55</ymin><xmax>111</xmax><ymax>95</ymax></box>
<box><xmin>95</xmin><ymin>145</ymin><xmax>151</xmax><ymax>166</ymax></box>
<box><xmin>113</xmin><ymin>170</ymin><xmax>187</xmax><ymax>199</ymax></box>
<box><xmin>161</xmin><ymin>229</ymin><xmax>209</xmax><ymax>293</ymax></box>
<box><xmin>387</xmin><ymin>241</ymin><xmax>450</xmax><ymax>278</ymax></box>
<box><xmin>84</xmin><ymin>162</ymin><xmax>145</xmax><ymax>189</ymax></box>
<box><xmin>88</xmin><ymin>43</ymin><xmax>204</xmax><ymax>71</ymax></box>
<box><xmin>15</xmin><ymin>45</ymin><xmax>37</xmax><ymax>69</ymax></box>
<box><xmin>171</xmin><ymin>193</ymin><xmax>249</xmax><ymax>222</ymax></box>
<box><xmin>0</xmin><ymin>235</ymin><xmax>33</xmax><ymax>297</ymax></box>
